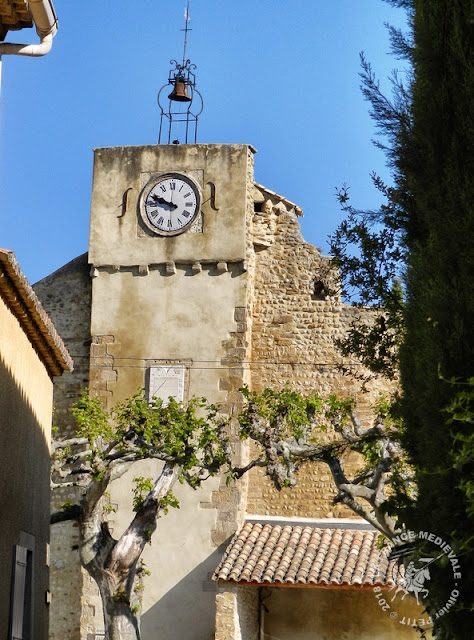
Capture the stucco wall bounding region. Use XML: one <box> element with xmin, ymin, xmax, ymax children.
<box><xmin>88</xmin><ymin>144</ymin><xmax>250</xmax><ymax>267</ymax></box>
<box><xmin>85</xmin><ymin>145</ymin><xmax>256</xmax><ymax>639</ymax></box>
<box><xmin>0</xmin><ymin>294</ymin><xmax>53</xmax><ymax>640</ymax></box>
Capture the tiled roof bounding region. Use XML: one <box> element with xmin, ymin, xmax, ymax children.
<box><xmin>0</xmin><ymin>0</ymin><xmax>33</xmax><ymax>41</ymax></box>
<box><xmin>214</xmin><ymin>520</ymin><xmax>398</xmax><ymax>587</ymax></box>
<box><xmin>254</xmin><ymin>183</ymin><xmax>303</xmax><ymax>217</ymax></box>
<box><xmin>0</xmin><ymin>249</ymin><xmax>73</xmax><ymax>377</ymax></box>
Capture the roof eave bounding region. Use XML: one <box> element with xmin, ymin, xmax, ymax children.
<box><xmin>0</xmin><ymin>249</ymin><xmax>73</xmax><ymax>377</ymax></box>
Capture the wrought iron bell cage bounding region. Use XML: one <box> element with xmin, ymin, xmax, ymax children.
<box><xmin>157</xmin><ymin>59</ymin><xmax>203</xmax><ymax>144</ymax></box>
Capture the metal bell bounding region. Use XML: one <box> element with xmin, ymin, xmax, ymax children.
<box><xmin>168</xmin><ymin>77</ymin><xmax>192</xmax><ymax>102</ymax></box>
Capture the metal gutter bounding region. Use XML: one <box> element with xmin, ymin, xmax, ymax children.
<box><xmin>0</xmin><ymin>0</ymin><xmax>58</xmax><ymax>95</ymax></box>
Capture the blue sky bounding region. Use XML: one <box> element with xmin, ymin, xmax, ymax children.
<box><xmin>0</xmin><ymin>1</ymin><xmax>408</xmax><ymax>284</ymax></box>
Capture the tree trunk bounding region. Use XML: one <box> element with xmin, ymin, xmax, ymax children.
<box><xmin>99</xmin><ymin>577</ymin><xmax>141</xmax><ymax>640</ymax></box>
<box><xmin>80</xmin><ymin>463</ymin><xmax>181</xmax><ymax>640</ymax></box>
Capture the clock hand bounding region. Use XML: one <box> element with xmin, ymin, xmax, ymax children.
<box><xmin>148</xmin><ymin>194</ymin><xmax>178</xmax><ymax>210</ymax></box>
<box><xmin>158</xmin><ymin>197</ymin><xmax>178</xmax><ymax>209</ymax></box>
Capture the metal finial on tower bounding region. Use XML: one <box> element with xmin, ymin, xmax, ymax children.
<box><xmin>182</xmin><ymin>1</ymin><xmax>190</xmax><ymax>68</ymax></box>
<box><xmin>157</xmin><ymin>2</ymin><xmax>203</xmax><ymax>144</ymax></box>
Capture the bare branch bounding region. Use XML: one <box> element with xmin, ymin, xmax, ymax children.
<box><xmin>51</xmin><ymin>504</ymin><xmax>82</xmax><ymax>524</ymax></box>
<box><xmin>335</xmin><ymin>492</ymin><xmax>391</xmax><ymax>537</ymax></box>
<box><xmin>51</xmin><ymin>436</ymin><xmax>89</xmax><ymax>453</ymax></box>
<box><xmin>232</xmin><ymin>457</ymin><xmax>267</xmax><ymax>479</ymax></box>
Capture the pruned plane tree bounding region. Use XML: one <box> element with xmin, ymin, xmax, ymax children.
<box><xmin>50</xmin><ymin>391</ymin><xmax>232</xmax><ymax>640</ymax></box>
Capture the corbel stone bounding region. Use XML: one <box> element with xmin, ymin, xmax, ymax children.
<box><xmin>165</xmin><ymin>261</ymin><xmax>176</xmax><ymax>275</ymax></box>
<box><xmin>216</xmin><ymin>261</ymin><xmax>228</xmax><ymax>273</ymax></box>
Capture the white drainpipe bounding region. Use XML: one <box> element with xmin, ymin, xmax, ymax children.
<box><xmin>0</xmin><ymin>0</ymin><xmax>58</xmax><ymax>97</ymax></box>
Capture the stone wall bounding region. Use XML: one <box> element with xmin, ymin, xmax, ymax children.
<box><xmin>214</xmin><ymin>584</ymin><xmax>259</xmax><ymax>640</ymax></box>
<box><xmin>33</xmin><ymin>253</ymin><xmax>93</xmax><ymax>640</ymax></box>
<box><xmin>245</xmin><ymin>186</ymin><xmax>394</xmax><ymax>519</ymax></box>
<box><xmin>33</xmin><ymin>253</ymin><xmax>92</xmax><ymax>436</ymax></box>
<box><xmin>207</xmin><ymin>148</ymin><xmax>256</xmax><ymax>549</ymax></box>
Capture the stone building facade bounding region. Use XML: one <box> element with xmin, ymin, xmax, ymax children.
<box><xmin>35</xmin><ymin>143</ymin><xmax>410</xmax><ymax>640</ymax></box>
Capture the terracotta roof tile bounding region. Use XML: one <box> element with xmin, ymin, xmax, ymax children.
<box><xmin>254</xmin><ymin>183</ymin><xmax>303</xmax><ymax>216</ymax></box>
<box><xmin>0</xmin><ymin>249</ymin><xmax>73</xmax><ymax>376</ymax></box>
<box><xmin>214</xmin><ymin>521</ymin><xmax>398</xmax><ymax>587</ymax></box>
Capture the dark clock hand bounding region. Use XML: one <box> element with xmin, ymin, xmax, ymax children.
<box><xmin>148</xmin><ymin>194</ymin><xmax>178</xmax><ymax>210</ymax></box>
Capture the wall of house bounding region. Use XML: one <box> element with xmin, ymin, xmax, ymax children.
<box><xmin>0</xmin><ymin>294</ymin><xmax>54</xmax><ymax>640</ymax></box>
<box><xmin>262</xmin><ymin>587</ymin><xmax>432</xmax><ymax>640</ymax></box>
<box><xmin>215</xmin><ymin>584</ymin><xmax>432</xmax><ymax>640</ymax></box>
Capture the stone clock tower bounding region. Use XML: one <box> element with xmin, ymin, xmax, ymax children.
<box><xmin>37</xmin><ymin>142</ymin><xmax>266</xmax><ymax>640</ymax></box>
<box><xmin>86</xmin><ymin>142</ymin><xmax>257</xmax><ymax>638</ymax></box>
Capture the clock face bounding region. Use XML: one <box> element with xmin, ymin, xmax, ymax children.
<box><xmin>139</xmin><ymin>173</ymin><xmax>201</xmax><ymax>236</ymax></box>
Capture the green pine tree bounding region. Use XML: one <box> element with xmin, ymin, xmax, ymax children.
<box><xmin>330</xmin><ymin>1</ymin><xmax>474</xmax><ymax>636</ymax></box>
<box><xmin>400</xmin><ymin>2</ymin><xmax>474</xmax><ymax>636</ymax></box>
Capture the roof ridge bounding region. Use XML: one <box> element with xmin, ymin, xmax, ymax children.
<box><xmin>245</xmin><ymin>515</ymin><xmax>376</xmax><ymax>530</ymax></box>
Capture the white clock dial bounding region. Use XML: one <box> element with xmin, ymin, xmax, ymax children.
<box><xmin>139</xmin><ymin>173</ymin><xmax>200</xmax><ymax>236</ymax></box>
